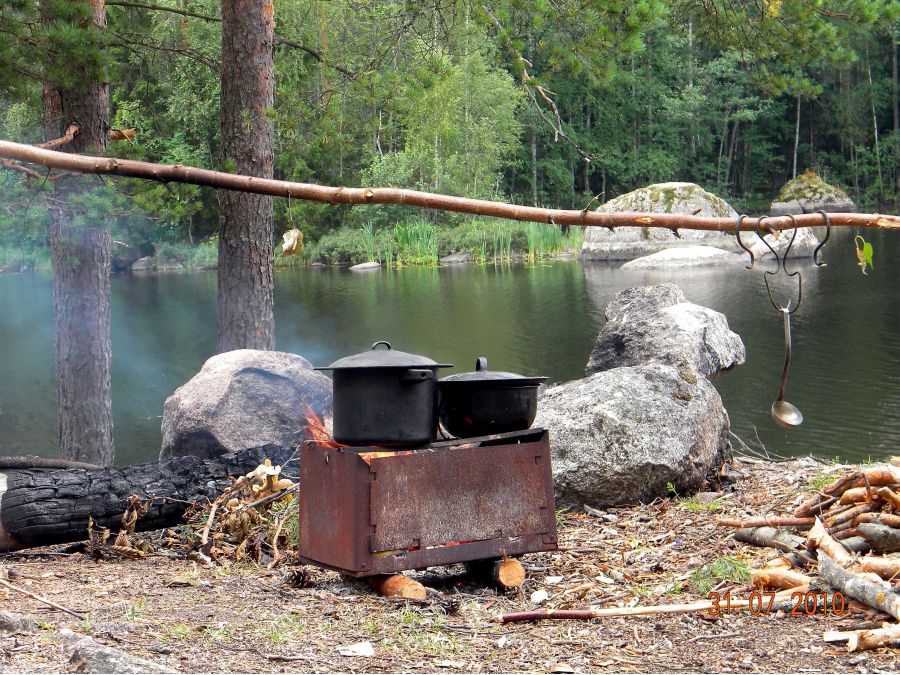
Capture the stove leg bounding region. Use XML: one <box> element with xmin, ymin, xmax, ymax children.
<box><xmin>367</xmin><ymin>574</ymin><xmax>427</xmax><ymax>600</ymax></box>
<box><xmin>465</xmin><ymin>555</ymin><xmax>526</xmax><ymax>591</ymax></box>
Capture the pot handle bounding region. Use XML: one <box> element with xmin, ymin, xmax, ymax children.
<box><xmin>371</xmin><ymin>340</ymin><xmax>392</xmax><ymax>351</ymax></box>
<box><xmin>476</xmin><ymin>357</ymin><xmax>488</xmax><ymax>371</ymax></box>
<box><xmin>401</xmin><ymin>368</ymin><xmax>434</xmax><ymax>383</ymax></box>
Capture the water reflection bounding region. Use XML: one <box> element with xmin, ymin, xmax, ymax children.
<box><xmin>0</xmin><ymin>230</ymin><xmax>897</xmax><ymax>465</ymax></box>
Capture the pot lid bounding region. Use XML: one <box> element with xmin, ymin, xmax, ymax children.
<box><xmin>316</xmin><ymin>341</ymin><xmax>452</xmax><ymax>370</ymax></box>
<box><xmin>440</xmin><ymin>357</ymin><xmax>547</xmax><ymax>385</ymax></box>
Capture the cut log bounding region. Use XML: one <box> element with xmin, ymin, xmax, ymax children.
<box><xmin>465</xmin><ymin>556</ymin><xmax>527</xmax><ymax>590</ymax></box>
<box><xmin>857</xmin><ymin>524</ymin><xmax>900</xmax><ymax>553</ymax></box>
<box><xmin>715</xmin><ymin>516</ymin><xmax>814</xmax><ymax>529</ymax></box>
<box><xmin>818</xmin><ymin>551</ymin><xmax>900</xmax><ymax>620</ymax></box>
<box><xmin>856</xmin><ymin>556</ymin><xmax>900</xmax><ymax>580</ymax></box>
<box><xmin>367</xmin><ymin>574</ymin><xmax>427</xmax><ymax>600</ymax></box>
<box><xmin>0</xmin><ymin>443</ymin><xmax>294</xmax><ymax>552</ymax></box>
<box><xmin>824</xmin><ymin>623</ymin><xmax>900</xmax><ymax>652</ymax></box>
<box><xmin>842</xmin><ymin>466</ymin><xmax>900</xmax><ymax>491</ymax></box>
<box><xmin>752</xmin><ymin>568</ymin><xmax>812</xmax><ymax>590</ymax></box>
<box><xmin>733</xmin><ymin>527</ymin><xmax>815</xmax><ymax>566</ymax></box>
<box><xmin>825</xmin><ymin>504</ymin><xmax>874</xmax><ymax>528</ymax></box>
<box><xmin>807</xmin><ymin>518</ymin><xmax>852</xmax><ymax>564</ymax></box>
<box><xmin>840</xmin><ymin>487</ymin><xmax>878</xmax><ymax>505</ymax></box>
<box><xmin>794</xmin><ymin>494</ymin><xmax>839</xmax><ymax>517</ymax></box>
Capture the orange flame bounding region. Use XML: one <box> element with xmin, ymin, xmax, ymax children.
<box><xmin>303</xmin><ymin>405</ymin><xmax>346</xmax><ymax>448</ymax></box>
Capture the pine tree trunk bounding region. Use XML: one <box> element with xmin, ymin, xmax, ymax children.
<box><xmin>793</xmin><ymin>95</ymin><xmax>801</xmax><ymax>179</ymax></box>
<box><xmin>43</xmin><ymin>0</ymin><xmax>114</xmax><ymax>466</ymax></box>
<box><xmin>218</xmin><ymin>0</ymin><xmax>275</xmax><ymax>353</ymax></box>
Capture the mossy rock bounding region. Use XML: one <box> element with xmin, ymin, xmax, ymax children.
<box><xmin>581</xmin><ymin>182</ymin><xmax>739</xmax><ymax>261</ymax></box>
<box><xmin>772</xmin><ymin>170</ymin><xmax>856</xmax><ymax>214</ymax></box>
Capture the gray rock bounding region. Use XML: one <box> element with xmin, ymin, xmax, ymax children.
<box><xmin>585</xmin><ymin>284</ymin><xmax>745</xmax><ymax>378</ymax></box>
<box><xmin>746</xmin><ymin>227</ymin><xmax>818</xmax><ymax>260</ymax></box>
<box><xmin>60</xmin><ymin>628</ymin><xmax>177</xmax><ymax>673</ymax></box>
<box><xmin>130</xmin><ymin>256</ymin><xmax>155</xmax><ymax>272</ymax></box>
<box><xmin>535</xmin><ymin>364</ymin><xmax>730</xmax><ymax>508</ymax></box>
<box><xmin>440</xmin><ymin>252</ymin><xmax>475</xmax><ymax>264</ymax></box>
<box><xmin>620</xmin><ymin>246</ymin><xmax>745</xmax><ymax>269</ymax></box>
<box><xmin>160</xmin><ymin>349</ymin><xmax>332</xmax><ymax>459</ymax></box>
<box><xmin>581</xmin><ymin>182</ymin><xmax>739</xmax><ymax>261</ymax></box>
<box><xmin>768</xmin><ymin>200</ymin><xmax>803</xmax><ymax>216</ymax></box>
<box><xmin>349</xmin><ymin>261</ymin><xmax>381</xmax><ymax>271</ymax></box>
<box><xmin>772</xmin><ymin>171</ymin><xmax>856</xmax><ymax>214</ymax></box>
<box><xmin>0</xmin><ymin>610</ymin><xmax>36</xmax><ymax>632</ymax></box>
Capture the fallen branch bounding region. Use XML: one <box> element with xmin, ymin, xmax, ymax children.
<box><xmin>493</xmin><ymin>596</ymin><xmax>800</xmax><ymax>624</ymax></box>
<box><xmin>733</xmin><ymin>527</ymin><xmax>815</xmax><ymax>566</ymax></box>
<box><xmin>856</xmin><ymin>512</ymin><xmax>900</xmax><ymax>528</ymax></box>
<box><xmin>826</xmin><ymin>503</ymin><xmax>875</xmax><ymax>528</ymax></box>
<box><xmin>0</xmin><ymin>140</ymin><xmax>898</xmax><ymax>232</ymax></box>
<box><xmin>818</xmin><ymin>551</ymin><xmax>900</xmax><ymax>620</ymax></box>
<box><xmin>795</xmin><ymin>495</ymin><xmax>839</xmax><ymax>517</ymax></box>
<box><xmin>0</xmin><ymin>576</ymin><xmax>84</xmax><ymax>619</ymax></box>
<box><xmin>876</xmin><ymin>487</ymin><xmax>900</xmax><ymax>511</ymax></box>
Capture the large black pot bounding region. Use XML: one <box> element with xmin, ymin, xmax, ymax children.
<box><xmin>315</xmin><ymin>341</ymin><xmax>452</xmax><ymax>446</ymax></box>
<box><xmin>439</xmin><ymin>357</ymin><xmax>546</xmax><ymax>438</ymax></box>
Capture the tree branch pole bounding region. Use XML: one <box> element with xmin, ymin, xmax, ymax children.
<box><xmin>1</xmin><ymin>139</ymin><xmax>899</xmax><ymax>233</ymax></box>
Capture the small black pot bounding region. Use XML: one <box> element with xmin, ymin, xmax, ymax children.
<box><xmin>316</xmin><ymin>341</ymin><xmax>452</xmax><ymax>446</ymax></box>
<box><xmin>439</xmin><ymin>357</ymin><xmax>546</xmax><ymax>438</ymax></box>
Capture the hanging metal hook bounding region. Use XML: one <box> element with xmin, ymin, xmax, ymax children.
<box><xmin>813</xmin><ymin>210</ymin><xmax>830</xmax><ymax>267</ymax></box>
<box><xmin>734</xmin><ymin>214</ymin><xmax>755</xmax><ymax>270</ymax></box>
<box><xmin>756</xmin><ymin>216</ymin><xmax>780</xmax><ymax>274</ymax></box>
<box><xmin>762</xmin><ymin>215</ymin><xmax>803</xmax><ymax>314</ymax></box>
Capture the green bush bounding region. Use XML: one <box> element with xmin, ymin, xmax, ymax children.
<box><xmin>307</xmin><ymin>227</ymin><xmax>367</xmax><ymax>265</ymax></box>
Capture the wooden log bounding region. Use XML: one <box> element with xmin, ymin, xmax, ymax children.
<box><xmin>368</xmin><ymin>574</ymin><xmax>427</xmax><ymax>600</ymax></box>
<box><xmin>824</xmin><ymin>623</ymin><xmax>900</xmax><ymax>652</ymax></box>
<box><xmin>818</xmin><ymin>551</ymin><xmax>900</xmax><ymax>620</ymax></box>
<box><xmin>807</xmin><ymin>518</ymin><xmax>852</xmax><ymax>564</ymax></box>
<box><xmin>826</xmin><ymin>504</ymin><xmax>874</xmax><ymax>528</ymax></box>
<box><xmin>857</xmin><ymin>524</ymin><xmax>900</xmax><ymax>553</ymax></box>
<box><xmin>856</xmin><ymin>556</ymin><xmax>900</xmax><ymax>580</ymax></box>
<box><xmin>465</xmin><ymin>556</ymin><xmax>527</xmax><ymax>590</ymax></box>
<box><xmin>856</xmin><ymin>512</ymin><xmax>900</xmax><ymax>528</ymax></box>
<box><xmin>733</xmin><ymin>527</ymin><xmax>815</xmax><ymax>566</ymax></box>
<box><xmin>794</xmin><ymin>494</ymin><xmax>839</xmax><ymax>517</ymax></box>
<box><xmin>715</xmin><ymin>516</ymin><xmax>815</xmax><ymax>529</ymax></box>
<box><xmin>840</xmin><ymin>487</ymin><xmax>878</xmax><ymax>505</ymax></box>
<box><xmin>751</xmin><ymin>568</ymin><xmax>812</xmax><ymax>590</ymax></box>
<box><xmin>0</xmin><ymin>443</ymin><xmax>294</xmax><ymax>552</ymax></box>
<box><xmin>842</xmin><ymin>466</ymin><xmax>900</xmax><ymax>491</ymax></box>
<box><xmin>877</xmin><ymin>487</ymin><xmax>900</xmax><ymax>511</ymax></box>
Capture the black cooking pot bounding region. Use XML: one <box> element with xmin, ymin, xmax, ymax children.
<box><xmin>315</xmin><ymin>341</ymin><xmax>452</xmax><ymax>446</ymax></box>
<box><xmin>438</xmin><ymin>357</ymin><xmax>547</xmax><ymax>438</ymax></box>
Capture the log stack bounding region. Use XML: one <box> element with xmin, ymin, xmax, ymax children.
<box><xmin>716</xmin><ymin>462</ymin><xmax>900</xmax><ymax>653</ymax></box>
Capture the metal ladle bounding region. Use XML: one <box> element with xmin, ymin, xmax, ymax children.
<box><xmin>755</xmin><ymin>215</ymin><xmax>804</xmax><ymax>428</ymax></box>
<box><xmin>771</xmin><ymin>307</ymin><xmax>803</xmax><ymax>428</ymax></box>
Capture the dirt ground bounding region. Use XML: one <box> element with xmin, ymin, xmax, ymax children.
<box><xmin>2</xmin><ymin>455</ymin><xmax>899</xmax><ymax>674</ymax></box>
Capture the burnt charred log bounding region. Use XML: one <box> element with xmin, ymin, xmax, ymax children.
<box><xmin>0</xmin><ymin>444</ymin><xmax>294</xmax><ymax>552</ymax></box>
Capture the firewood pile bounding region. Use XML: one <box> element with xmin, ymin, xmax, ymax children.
<box><xmin>715</xmin><ymin>461</ymin><xmax>900</xmax><ymax>653</ymax></box>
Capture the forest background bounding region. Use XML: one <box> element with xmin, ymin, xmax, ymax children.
<box><xmin>1</xmin><ymin>0</ymin><xmax>898</xmax><ymax>270</ymax></box>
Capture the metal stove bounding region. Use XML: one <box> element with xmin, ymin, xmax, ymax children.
<box><xmin>298</xmin><ymin>428</ymin><xmax>558</xmax><ymax>577</ymax></box>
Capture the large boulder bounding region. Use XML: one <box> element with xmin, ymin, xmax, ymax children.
<box><xmin>585</xmin><ymin>284</ymin><xmax>745</xmax><ymax>378</ymax></box>
<box><xmin>580</xmin><ymin>182</ymin><xmax>739</xmax><ymax>261</ymax></box>
<box><xmin>535</xmin><ymin>364</ymin><xmax>730</xmax><ymax>508</ymax></box>
<box><xmin>160</xmin><ymin>349</ymin><xmax>333</xmax><ymax>459</ymax></box>
<box><xmin>620</xmin><ymin>245</ymin><xmax>745</xmax><ymax>269</ymax></box>
<box><xmin>770</xmin><ymin>170</ymin><xmax>856</xmax><ymax>214</ymax></box>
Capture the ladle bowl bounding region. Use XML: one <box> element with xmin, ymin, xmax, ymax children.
<box><xmin>771</xmin><ymin>400</ymin><xmax>803</xmax><ymax>428</ymax></box>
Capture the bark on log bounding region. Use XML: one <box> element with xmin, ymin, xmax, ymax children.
<box><xmin>1</xmin><ymin>140</ymin><xmax>899</xmax><ymax>233</ymax></box>
<box><xmin>857</xmin><ymin>513</ymin><xmax>900</xmax><ymax>528</ymax></box>
<box><xmin>877</xmin><ymin>487</ymin><xmax>900</xmax><ymax>511</ymax></box>
<box><xmin>751</xmin><ymin>568</ymin><xmax>812</xmax><ymax>590</ymax></box>
<box><xmin>0</xmin><ymin>443</ymin><xmax>293</xmax><ymax>552</ymax></box>
<box><xmin>824</xmin><ymin>623</ymin><xmax>900</xmax><ymax>652</ymax></box>
<box><xmin>716</xmin><ymin>516</ymin><xmax>815</xmax><ymax>529</ymax></box>
<box><xmin>795</xmin><ymin>495</ymin><xmax>839</xmax><ymax>517</ymax></box>
<box><xmin>857</xmin><ymin>523</ymin><xmax>900</xmax><ymax>552</ymax></box>
<box><xmin>733</xmin><ymin>527</ymin><xmax>815</xmax><ymax>566</ymax></box>
<box><xmin>0</xmin><ymin>457</ymin><xmax>102</xmax><ymax>471</ymax></box>
<box><xmin>465</xmin><ymin>556</ymin><xmax>526</xmax><ymax>590</ymax></box>
<box><xmin>857</xmin><ymin>556</ymin><xmax>900</xmax><ymax>580</ymax></box>
<box><xmin>817</xmin><ymin>551</ymin><xmax>900</xmax><ymax>620</ymax></box>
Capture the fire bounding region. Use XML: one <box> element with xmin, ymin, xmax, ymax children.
<box><xmin>303</xmin><ymin>406</ymin><xmax>346</xmax><ymax>448</ymax></box>
<box><xmin>303</xmin><ymin>406</ymin><xmax>413</xmax><ymax>463</ymax></box>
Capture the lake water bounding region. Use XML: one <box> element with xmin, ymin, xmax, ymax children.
<box><xmin>1</xmin><ymin>228</ymin><xmax>898</xmax><ymax>466</ymax></box>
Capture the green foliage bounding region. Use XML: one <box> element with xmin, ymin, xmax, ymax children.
<box><xmin>690</xmin><ymin>556</ymin><xmax>752</xmax><ymax>594</ymax></box>
<box><xmin>854</xmin><ymin>234</ymin><xmax>874</xmax><ymax>274</ymax></box>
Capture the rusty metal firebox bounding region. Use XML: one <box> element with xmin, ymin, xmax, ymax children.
<box><xmin>298</xmin><ymin>428</ymin><xmax>558</xmax><ymax>576</ymax></box>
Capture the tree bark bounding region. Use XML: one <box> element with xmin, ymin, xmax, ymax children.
<box><xmin>218</xmin><ymin>0</ymin><xmax>275</xmax><ymax>352</ymax></box>
<box><xmin>792</xmin><ymin>95</ymin><xmax>800</xmax><ymax>179</ymax></box>
<box><xmin>42</xmin><ymin>0</ymin><xmax>114</xmax><ymax>467</ymax></box>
